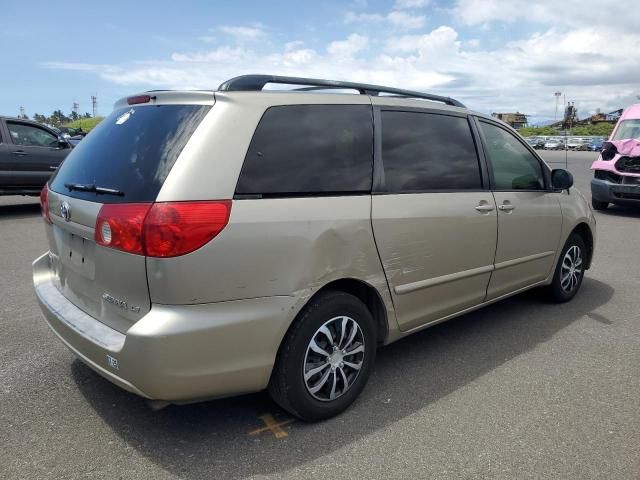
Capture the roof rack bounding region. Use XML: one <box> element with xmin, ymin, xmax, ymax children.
<box><xmin>217</xmin><ymin>74</ymin><xmax>465</xmax><ymax>108</ymax></box>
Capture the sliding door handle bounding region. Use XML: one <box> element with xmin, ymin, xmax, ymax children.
<box><xmin>475</xmin><ymin>203</ymin><xmax>495</xmax><ymax>213</ymax></box>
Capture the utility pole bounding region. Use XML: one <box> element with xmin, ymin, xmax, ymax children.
<box><xmin>19</xmin><ymin>106</ymin><xmax>26</xmax><ymax>119</ymax></box>
<box><xmin>91</xmin><ymin>95</ymin><xmax>97</xmax><ymax>117</ymax></box>
<box><xmin>554</xmin><ymin>92</ymin><xmax>561</xmax><ymax>124</ymax></box>
<box><xmin>72</xmin><ymin>101</ymin><xmax>79</xmax><ymax>117</ymax></box>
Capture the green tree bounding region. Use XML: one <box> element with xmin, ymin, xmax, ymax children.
<box><xmin>49</xmin><ymin>109</ymin><xmax>71</xmax><ymax>126</ymax></box>
<box><xmin>33</xmin><ymin>113</ymin><xmax>47</xmax><ymax>124</ymax></box>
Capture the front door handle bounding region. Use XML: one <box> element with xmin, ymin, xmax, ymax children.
<box><xmin>12</xmin><ymin>150</ymin><xmax>27</xmax><ymax>156</ymax></box>
<box><xmin>475</xmin><ymin>202</ymin><xmax>495</xmax><ymax>213</ymax></box>
<box><xmin>498</xmin><ymin>203</ymin><xmax>515</xmax><ymax>212</ymax></box>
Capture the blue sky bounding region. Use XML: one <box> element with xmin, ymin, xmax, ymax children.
<box><xmin>3</xmin><ymin>0</ymin><xmax>639</xmax><ymax>123</ymax></box>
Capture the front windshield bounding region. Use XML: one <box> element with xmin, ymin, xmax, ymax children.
<box><xmin>612</xmin><ymin>119</ymin><xmax>640</xmax><ymax>140</ymax></box>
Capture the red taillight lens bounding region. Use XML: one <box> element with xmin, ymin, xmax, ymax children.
<box><xmin>40</xmin><ymin>185</ymin><xmax>51</xmax><ymax>224</ymax></box>
<box><xmin>94</xmin><ymin>201</ymin><xmax>231</xmax><ymax>257</ymax></box>
<box><xmin>144</xmin><ymin>201</ymin><xmax>231</xmax><ymax>258</ymax></box>
<box><xmin>95</xmin><ymin>203</ymin><xmax>152</xmax><ymax>255</ymax></box>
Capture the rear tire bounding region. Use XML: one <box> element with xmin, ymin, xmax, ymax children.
<box><xmin>546</xmin><ymin>233</ymin><xmax>586</xmax><ymax>303</ymax></box>
<box><xmin>591</xmin><ymin>197</ymin><xmax>608</xmax><ymax>210</ymax></box>
<box><xmin>268</xmin><ymin>291</ymin><xmax>376</xmax><ymax>421</ymax></box>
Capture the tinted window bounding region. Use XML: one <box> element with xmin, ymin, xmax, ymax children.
<box><xmin>479</xmin><ymin>121</ymin><xmax>545</xmax><ymax>190</ymax></box>
<box><xmin>380</xmin><ymin>111</ymin><xmax>481</xmax><ymax>192</ymax></box>
<box><xmin>236</xmin><ymin>105</ymin><xmax>373</xmax><ymax>195</ymax></box>
<box><xmin>7</xmin><ymin>122</ymin><xmax>58</xmax><ymax>147</ymax></box>
<box><xmin>50</xmin><ymin>104</ymin><xmax>210</xmax><ymax>203</ymax></box>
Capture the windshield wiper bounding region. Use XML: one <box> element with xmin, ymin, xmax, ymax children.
<box><xmin>64</xmin><ymin>183</ymin><xmax>124</xmax><ymax>196</ymax></box>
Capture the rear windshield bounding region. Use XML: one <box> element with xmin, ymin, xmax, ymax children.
<box><xmin>50</xmin><ymin>104</ymin><xmax>211</xmax><ymax>203</ymax></box>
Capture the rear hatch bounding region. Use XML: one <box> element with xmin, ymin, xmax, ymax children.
<box><xmin>45</xmin><ymin>96</ymin><xmax>212</xmax><ymax>333</ymax></box>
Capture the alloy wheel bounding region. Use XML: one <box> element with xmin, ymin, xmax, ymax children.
<box><xmin>303</xmin><ymin>316</ymin><xmax>365</xmax><ymax>402</ymax></box>
<box><xmin>560</xmin><ymin>245</ymin><xmax>583</xmax><ymax>293</ymax></box>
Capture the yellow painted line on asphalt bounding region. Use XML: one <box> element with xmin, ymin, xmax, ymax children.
<box><xmin>248</xmin><ymin>414</ymin><xmax>295</xmax><ymax>439</ymax></box>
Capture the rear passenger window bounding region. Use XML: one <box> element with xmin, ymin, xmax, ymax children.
<box><xmin>380</xmin><ymin>111</ymin><xmax>482</xmax><ymax>192</ymax></box>
<box><xmin>236</xmin><ymin>105</ymin><xmax>373</xmax><ymax>196</ymax></box>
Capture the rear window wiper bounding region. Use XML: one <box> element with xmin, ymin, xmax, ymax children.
<box><xmin>64</xmin><ymin>183</ymin><xmax>125</xmax><ymax>196</ymax></box>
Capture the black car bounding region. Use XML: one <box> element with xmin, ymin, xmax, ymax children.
<box><xmin>0</xmin><ymin>116</ymin><xmax>72</xmax><ymax>195</ymax></box>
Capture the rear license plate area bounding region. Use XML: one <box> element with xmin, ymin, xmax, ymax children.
<box><xmin>61</xmin><ymin>232</ymin><xmax>96</xmax><ymax>279</ymax></box>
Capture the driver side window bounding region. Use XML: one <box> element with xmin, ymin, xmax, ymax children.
<box><xmin>479</xmin><ymin>121</ymin><xmax>545</xmax><ymax>190</ymax></box>
<box><xmin>7</xmin><ymin>122</ymin><xmax>58</xmax><ymax>148</ymax></box>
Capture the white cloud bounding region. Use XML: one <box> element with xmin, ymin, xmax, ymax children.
<box><xmin>327</xmin><ymin>34</ymin><xmax>369</xmax><ymax>58</ymax></box>
<box><xmin>345</xmin><ymin>12</ymin><xmax>385</xmax><ymax>23</ymax></box>
<box><xmin>387</xmin><ymin>11</ymin><xmax>425</xmax><ymax>30</ymax></box>
<box><xmin>42</xmin><ymin>7</ymin><xmax>640</xmax><ymax>121</ymax></box>
<box><xmin>218</xmin><ymin>25</ymin><xmax>265</xmax><ymax>39</ymax></box>
<box><xmin>171</xmin><ymin>47</ymin><xmax>246</xmax><ymax>63</ymax></box>
<box><xmin>452</xmin><ymin>0</ymin><xmax>640</xmax><ymax>29</ymax></box>
<box><xmin>284</xmin><ymin>40</ymin><xmax>305</xmax><ymax>51</ymax></box>
<box><xmin>345</xmin><ymin>10</ymin><xmax>425</xmax><ymax>30</ymax></box>
<box><xmin>394</xmin><ymin>0</ymin><xmax>430</xmax><ymax>9</ymax></box>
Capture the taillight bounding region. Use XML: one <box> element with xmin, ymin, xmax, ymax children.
<box><xmin>95</xmin><ymin>203</ymin><xmax>152</xmax><ymax>255</ymax></box>
<box><xmin>144</xmin><ymin>201</ymin><xmax>231</xmax><ymax>257</ymax></box>
<box><xmin>40</xmin><ymin>185</ymin><xmax>52</xmax><ymax>224</ymax></box>
<box><xmin>94</xmin><ymin>201</ymin><xmax>231</xmax><ymax>257</ymax></box>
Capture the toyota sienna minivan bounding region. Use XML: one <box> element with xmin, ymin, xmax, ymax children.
<box><xmin>33</xmin><ymin>75</ymin><xmax>596</xmax><ymax>420</ymax></box>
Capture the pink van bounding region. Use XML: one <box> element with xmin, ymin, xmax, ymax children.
<box><xmin>590</xmin><ymin>104</ymin><xmax>640</xmax><ymax>210</ymax></box>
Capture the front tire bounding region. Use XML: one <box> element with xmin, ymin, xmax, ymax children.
<box><xmin>268</xmin><ymin>291</ymin><xmax>376</xmax><ymax>421</ymax></box>
<box><xmin>546</xmin><ymin>233</ymin><xmax>586</xmax><ymax>303</ymax></box>
<box><xmin>591</xmin><ymin>197</ymin><xmax>608</xmax><ymax>210</ymax></box>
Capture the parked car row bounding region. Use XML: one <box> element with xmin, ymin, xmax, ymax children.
<box><xmin>524</xmin><ymin>136</ymin><xmax>606</xmax><ymax>151</ymax></box>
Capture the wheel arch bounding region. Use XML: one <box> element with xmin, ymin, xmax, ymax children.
<box><xmin>570</xmin><ymin>222</ymin><xmax>594</xmax><ymax>269</ymax></box>
<box><xmin>308</xmin><ymin>278</ymin><xmax>389</xmax><ymax>346</ymax></box>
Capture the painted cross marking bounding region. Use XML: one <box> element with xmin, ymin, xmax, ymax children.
<box><xmin>248</xmin><ymin>414</ymin><xmax>295</xmax><ymax>439</ymax></box>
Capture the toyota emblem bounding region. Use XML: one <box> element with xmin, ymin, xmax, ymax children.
<box><xmin>60</xmin><ymin>201</ymin><xmax>71</xmax><ymax>222</ymax></box>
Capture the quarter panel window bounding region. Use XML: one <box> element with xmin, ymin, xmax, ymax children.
<box><xmin>380</xmin><ymin>111</ymin><xmax>482</xmax><ymax>192</ymax></box>
<box><xmin>236</xmin><ymin>105</ymin><xmax>373</xmax><ymax>195</ymax></box>
<box><xmin>7</xmin><ymin>122</ymin><xmax>58</xmax><ymax>147</ymax></box>
<box><xmin>479</xmin><ymin>121</ymin><xmax>545</xmax><ymax>190</ymax></box>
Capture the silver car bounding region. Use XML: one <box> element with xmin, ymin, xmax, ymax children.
<box><xmin>33</xmin><ymin>75</ymin><xmax>596</xmax><ymax>421</ymax></box>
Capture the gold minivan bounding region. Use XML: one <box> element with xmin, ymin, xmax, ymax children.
<box><xmin>33</xmin><ymin>75</ymin><xmax>596</xmax><ymax>420</ymax></box>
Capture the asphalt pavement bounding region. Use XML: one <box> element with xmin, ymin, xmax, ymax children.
<box><xmin>1</xmin><ymin>150</ymin><xmax>638</xmax><ymax>479</ymax></box>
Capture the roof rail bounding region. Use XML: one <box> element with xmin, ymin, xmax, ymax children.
<box><xmin>217</xmin><ymin>74</ymin><xmax>465</xmax><ymax>108</ymax></box>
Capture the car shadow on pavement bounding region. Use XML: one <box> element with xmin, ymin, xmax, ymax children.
<box><xmin>0</xmin><ymin>202</ymin><xmax>41</xmax><ymax>220</ymax></box>
<box><xmin>72</xmin><ymin>277</ymin><xmax>613</xmax><ymax>479</ymax></box>
<box><xmin>596</xmin><ymin>205</ymin><xmax>640</xmax><ymax>219</ymax></box>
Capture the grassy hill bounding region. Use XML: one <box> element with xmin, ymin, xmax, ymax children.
<box><xmin>63</xmin><ymin>117</ymin><xmax>104</xmax><ymax>132</ymax></box>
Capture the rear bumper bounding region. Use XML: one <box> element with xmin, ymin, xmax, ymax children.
<box><xmin>591</xmin><ymin>178</ymin><xmax>640</xmax><ymax>205</ymax></box>
<box><xmin>33</xmin><ymin>253</ymin><xmax>298</xmax><ymax>402</ymax></box>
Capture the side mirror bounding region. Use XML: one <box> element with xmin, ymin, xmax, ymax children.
<box><xmin>552</xmin><ymin>169</ymin><xmax>573</xmax><ymax>190</ymax></box>
<box><xmin>57</xmin><ymin>136</ymin><xmax>70</xmax><ymax>148</ymax></box>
